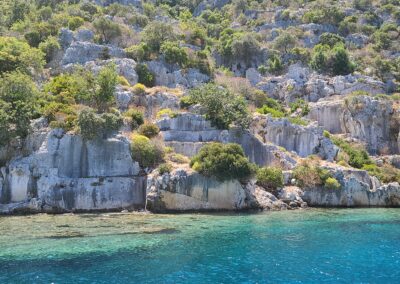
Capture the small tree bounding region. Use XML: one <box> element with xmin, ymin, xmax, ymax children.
<box><xmin>93</xmin><ymin>64</ymin><xmax>118</xmax><ymax>112</ymax></box>
<box><xmin>160</xmin><ymin>41</ymin><xmax>188</xmax><ymax>67</ymax></box>
<box><xmin>273</xmin><ymin>33</ymin><xmax>296</xmax><ymax>53</ymax></box>
<box><xmin>93</xmin><ymin>17</ymin><xmax>122</xmax><ymax>43</ymax></box>
<box><xmin>135</xmin><ymin>64</ymin><xmax>155</xmax><ymax>87</ymax></box>
<box><xmin>189</xmin><ymin>83</ymin><xmax>251</xmax><ymax>129</ymax></box>
<box><xmin>141</xmin><ymin>22</ymin><xmax>176</xmax><ymax>52</ymax></box>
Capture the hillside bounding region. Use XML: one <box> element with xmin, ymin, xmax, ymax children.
<box><xmin>0</xmin><ymin>0</ymin><xmax>400</xmax><ymax>213</ymax></box>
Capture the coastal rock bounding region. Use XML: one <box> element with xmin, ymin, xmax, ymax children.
<box><xmin>85</xmin><ymin>58</ymin><xmax>138</xmax><ymax>85</ymax></box>
<box><xmin>157</xmin><ymin>113</ymin><xmax>297</xmax><ymax>168</ymax></box>
<box><xmin>251</xmin><ymin>114</ymin><xmax>338</xmax><ymax>161</ymax></box>
<box><xmin>0</xmin><ymin>129</ymin><xmax>145</xmax><ymax>213</ymax></box>
<box><xmin>146</xmin><ymin>169</ymin><xmax>248</xmax><ymax>212</ymax></box>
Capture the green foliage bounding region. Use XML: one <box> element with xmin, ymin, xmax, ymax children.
<box><xmin>318</xmin><ymin>33</ymin><xmax>345</xmax><ymax>47</ymax></box>
<box><xmin>94</xmin><ymin>64</ymin><xmax>118</xmax><ymax>112</ymax></box>
<box><xmin>68</xmin><ymin>16</ymin><xmax>84</xmax><ymax>31</ymax></box>
<box><xmin>93</xmin><ymin>17</ymin><xmax>122</xmax><ymax>43</ymax></box>
<box><xmin>288</xmin><ymin>117</ymin><xmax>308</xmax><ymax>126</ymax></box>
<box><xmin>0</xmin><ymin>37</ymin><xmax>44</xmax><ymax>75</ymax></box>
<box><xmin>256</xmin><ymin>167</ymin><xmax>284</xmax><ymax>192</ymax></box>
<box><xmin>160</xmin><ymin>41</ymin><xmax>188</xmax><ymax>67</ymax></box>
<box><xmin>256</xmin><ymin>105</ymin><xmax>285</xmax><ymax>118</ymax></box>
<box><xmin>311</xmin><ymin>43</ymin><xmax>355</xmax><ymax>75</ymax></box>
<box><xmin>324</xmin><ymin>177</ymin><xmax>341</xmax><ymax>190</ymax></box>
<box><xmin>142</xmin><ymin>22</ymin><xmax>176</xmax><ymax>52</ymax></box>
<box><xmin>77</xmin><ymin>108</ymin><xmax>122</xmax><ymax>140</ymax></box>
<box><xmin>302</xmin><ymin>6</ymin><xmax>345</xmax><ymax>26</ymax></box>
<box><xmin>124</xmin><ymin>108</ymin><xmax>144</xmax><ymax>129</ymax></box>
<box><xmin>158</xmin><ymin>163</ymin><xmax>172</xmax><ymax>175</ymax></box>
<box><xmin>293</xmin><ymin>161</ymin><xmax>337</xmax><ymax>189</ymax></box>
<box><xmin>125</xmin><ymin>43</ymin><xmax>151</xmax><ymax>62</ymax></box>
<box><xmin>268</xmin><ymin>54</ymin><xmax>283</xmax><ymax>75</ymax></box>
<box><xmin>273</xmin><ymin>33</ymin><xmax>296</xmax><ymax>53</ymax></box>
<box><xmin>138</xmin><ymin>122</ymin><xmax>160</xmax><ymax>138</ymax></box>
<box><xmin>331</xmin><ymin>136</ymin><xmax>373</xmax><ymax>169</ymax></box>
<box><xmin>0</xmin><ymin>71</ymin><xmax>40</xmax><ymax>144</ymax></box>
<box><xmin>189</xmin><ymin>83</ymin><xmax>251</xmax><ymax>129</ymax></box>
<box><xmin>190</xmin><ymin>143</ymin><xmax>255</xmax><ymax>181</ymax></box>
<box><xmin>156</xmin><ymin>108</ymin><xmax>177</xmax><ymax>119</ymax></box>
<box><xmin>290</xmin><ymin>99</ymin><xmax>310</xmax><ymax>116</ymax></box>
<box><xmin>130</xmin><ymin>134</ymin><xmax>164</xmax><ymax>168</ymax></box>
<box><xmin>38</xmin><ymin>36</ymin><xmax>60</xmax><ymax>63</ymax></box>
<box><xmin>135</xmin><ymin>64</ymin><xmax>155</xmax><ymax>87</ymax></box>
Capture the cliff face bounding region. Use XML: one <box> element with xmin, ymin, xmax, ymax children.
<box><xmin>0</xmin><ymin>127</ymin><xmax>146</xmax><ymax>214</ymax></box>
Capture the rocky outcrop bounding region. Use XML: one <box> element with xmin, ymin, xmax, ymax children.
<box><xmin>252</xmin><ymin>64</ymin><xmax>387</xmax><ymax>103</ymax></box>
<box><xmin>341</xmin><ymin>96</ymin><xmax>399</xmax><ymax>155</ymax></box>
<box><xmin>251</xmin><ymin>114</ymin><xmax>338</xmax><ymax>161</ymax></box>
<box><xmin>157</xmin><ymin>113</ymin><xmax>297</xmax><ymax>168</ymax></box>
<box><xmin>61</xmin><ymin>42</ymin><xmax>125</xmax><ymax>65</ymax></box>
<box><xmin>146</xmin><ymin>60</ymin><xmax>209</xmax><ymax>88</ymax></box>
<box><xmin>146</xmin><ymin>169</ymin><xmax>288</xmax><ymax>212</ymax></box>
<box><xmin>0</xmin><ymin>129</ymin><xmax>146</xmax><ymax>213</ymax></box>
<box><xmin>85</xmin><ymin>58</ymin><xmax>138</xmax><ymax>85</ymax></box>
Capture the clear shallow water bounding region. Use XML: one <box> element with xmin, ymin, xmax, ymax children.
<box><xmin>0</xmin><ymin>209</ymin><xmax>400</xmax><ymax>283</ymax></box>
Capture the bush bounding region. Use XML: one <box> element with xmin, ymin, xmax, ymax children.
<box><xmin>331</xmin><ymin>136</ymin><xmax>372</xmax><ymax>168</ymax></box>
<box><xmin>38</xmin><ymin>36</ymin><xmax>61</xmax><ymax>63</ymax></box>
<box><xmin>124</xmin><ymin>108</ymin><xmax>144</xmax><ymax>129</ymax></box>
<box><xmin>141</xmin><ymin>22</ymin><xmax>176</xmax><ymax>52</ymax></box>
<box><xmin>256</xmin><ymin>105</ymin><xmax>285</xmax><ymax>118</ymax></box>
<box><xmin>268</xmin><ymin>54</ymin><xmax>283</xmax><ymax>75</ymax></box>
<box><xmin>318</xmin><ymin>33</ymin><xmax>345</xmax><ymax>47</ymax></box>
<box><xmin>135</xmin><ymin>64</ymin><xmax>155</xmax><ymax>87</ymax></box>
<box><xmin>290</xmin><ymin>99</ymin><xmax>310</xmax><ymax>116</ymax></box>
<box><xmin>325</xmin><ymin>177</ymin><xmax>341</xmax><ymax>190</ymax></box>
<box><xmin>68</xmin><ymin>16</ymin><xmax>84</xmax><ymax>31</ymax></box>
<box><xmin>189</xmin><ymin>83</ymin><xmax>250</xmax><ymax>129</ymax></box>
<box><xmin>131</xmin><ymin>134</ymin><xmax>164</xmax><ymax>168</ymax></box>
<box><xmin>132</xmin><ymin>83</ymin><xmax>146</xmax><ymax>95</ymax></box>
<box><xmin>125</xmin><ymin>43</ymin><xmax>151</xmax><ymax>62</ymax></box>
<box><xmin>273</xmin><ymin>33</ymin><xmax>296</xmax><ymax>53</ymax></box>
<box><xmin>156</xmin><ymin>108</ymin><xmax>177</xmax><ymax>119</ymax></box>
<box><xmin>160</xmin><ymin>41</ymin><xmax>188</xmax><ymax>67</ymax></box>
<box><xmin>256</xmin><ymin>167</ymin><xmax>284</xmax><ymax>192</ymax></box>
<box><xmin>311</xmin><ymin>43</ymin><xmax>355</xmax><ymax>75</ymax></box>
<box><xmin>158</xmin><ymin>163</ymin><xmax>172</xmax><ymax>175</ymax></box>
<box><xmin>138</xmin><ymin>122</ymin><xmax>160</xmax><ymax>138</ymax></box>
<box><xmin>93</xmin><ymin>63</ymin><xmax>118</xmax><ymax>112</ymax></box>
<box><xmin>0</xmin><ymin>37</ymin><xmax>44</xmax><ymax>74</ymax></box>
<box><xmin>77</xmin><ymin>108</ymin><xmax>122</xmax><ymax>140</ymax></box>
<box><xmin>93</xmin><ymin>17</ymin><xmax>122</xmax><ymax>43</ymax></box>
<box><xmin>190</xmin><ymin>143</ymin><xmax>255</xmax><ymax>181</ymax></box>
<box><xmin>179</xmin><ymin>95</ymin><xmax>196</xmax><ymax>109</ymax></box>
<box><xmin>293</xmin><ymin>161</ymin><xmax>334</xmax><ymax>189</ymax></box>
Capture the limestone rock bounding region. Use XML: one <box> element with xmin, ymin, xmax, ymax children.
<box><xmin>61</xmin><ymin>42</ymin><xmax>125</xmax><ymax>65</ymax></box>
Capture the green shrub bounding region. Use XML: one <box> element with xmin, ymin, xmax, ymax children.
<box><xmin>288</xmin><ymin>117</ymin><xmax>308</xmax><ymax>126</ymax></box>
<box><xmin>141</xmin><ymin>22</ymin><xmax>176</xmax><ymax>52</ymax></box>
<box><xmin>68</xmin><ymin>16</ymin><xmax>84</xmax><ymax>31</ymax></box>
<box><xmin>293</xmin><ymin>161</ymin><xmax>334</xmax><ymax>188</ymax></box>
<box><xmin>189</xmin><ymin>83</ymin><xmax>250</xmax><ymax>129</ymax></box>
<box><xmin>179</xmin><ymin>95</ymin><xmax>196</xmax><ymax>109</ymax></box>
<box><xmin>125</xmin><ymin>43</ymin><xmax>151</xmax><ymax>62</ymax></box>
<box><xmin>318</xmin><ymin>33</ymin><xmax>345</xmax><ymax>47</ymax></box>
<box><xmin>190</xmin><ymin>143</ymin><xmax>255</xmax><ymax>181</ymax></box>
<box><xmin>310</xmin><ymin>43</ymin><xmax>355</xmax><ymax>75</ymax></box>
<box><xmin>93</xmin><ymin>63</ymin><xmax>118</xmax><ymax>112</ymax></box>
<box><xmin>331</xmin><ymin>136</ymin><xmax>372</xmax><ymax>168</ymax></box>
<box><xmin>38</xmin><ymin>36</ymin><xmax>60</xmax><ymax>63</ymax></box>
<box><xmin>0</xmin><ymin>36</ymin><xmax>44</xmax><ymax>74</ymax></box>
<box><xmin>131</xmin><ymin>134</ymin><xmax>164</xmax><ymax>168</ymax></box>
<box><xmin>135</xmin><ymin>64</ymin><xmax>155</xmax><ymax>87</ymax></box>
<box><xmin>93</xmin><ymin>17</ymin><xmax>122</xmax><ymax>43</ymax></box>
<box><xmin>290</xmin><ymin>99</ymin><xmax>310</xmax><ymax>116</ymax></box>
<box><xmin>158</xmin><ymin>163</ymin><xmax>172</xmax><ymax>175</ymax></box>
<box><xmin>138</xmin><ymin>122</ymin><xmax>160</xmax><ymax>138</ymax></box>
<box><xmin>256</xmin><ymin>167</ymin><xmax>284</xmax><ymax>192</ymax></box>
<box><xmin>77</xmin><ymin>108</ymin><xmax>122</xmax><ymax>140</ymax></box>
<box><xmin>124</xmin><ymin>108</ymin><xmax>144</xmax><ymax>129</ymax></box>
<box><xmin>156</xmin><ymin>108</ymin><xmax>177</xmax><ymax>119</ymax></box>
<box><xmin>268</xmin><ymin>54</ymin><xmax>283</xmax><ymax>75</ymax></box>
<box><xmin>325</xmin><ymin>177</ymin><xmax>341</xmax><ymax>190</ymax></box>
<box><xmin>256</xmin><ymin>105</ymin><xmax>285</xmax><ymax>118</ymax></box>
<box><xmin>160</xmin><ymin>41</ymin><xmax>188</xmax><ymax>67</ymax></box>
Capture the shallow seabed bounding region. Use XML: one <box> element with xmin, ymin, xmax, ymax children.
<box><xmin>0</xmin><ymin>208</ymin><xmax>399</xmax><ymax>283</ymax></box>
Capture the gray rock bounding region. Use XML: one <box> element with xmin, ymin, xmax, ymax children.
<box><xmin>84</xmin><ymin>58</ymin><xmax>138</xmax><ymax>85</ymax></box>
<box><xmin>59</xmin><ymin>28</ymin><xmax>74</xmax><ymax>49</ymax></box>
<box><xmin>74</xmin><ymin>29</ymin><xmax>94</xmax><ymax>42</ymax></box>
<box><xmin>61</xmin><ymin>42</ymin><xmax>125</xmax><ymax>65</ymax></box>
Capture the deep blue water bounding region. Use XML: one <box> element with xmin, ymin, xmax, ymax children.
<box><xmin>0</xmin><ymin>208</ymin><xmax>400</xmax><ymax>283</ymax></box>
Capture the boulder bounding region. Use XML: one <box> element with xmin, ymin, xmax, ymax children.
<box><xmin>84</xmin><ymin>58</ymin><xmax>138</xmax><ymax>85</ymax></box>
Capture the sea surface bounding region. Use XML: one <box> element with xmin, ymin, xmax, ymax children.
<box><xmin>0</xmin><ymin>208</ymin><xmax>399</xmax><ymax>283</ymax></box>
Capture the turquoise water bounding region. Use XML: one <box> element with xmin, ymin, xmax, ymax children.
<box><xmin>1</xmin><ymin>209</ymin><xmax>400</xmax><ymax>283</ymax></box>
